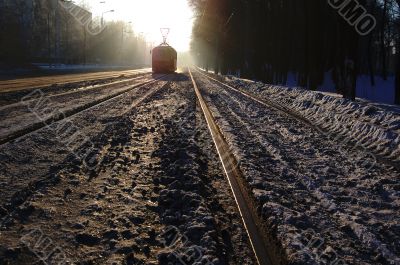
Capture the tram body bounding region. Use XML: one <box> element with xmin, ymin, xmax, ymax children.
<box><xmin>152</xmin><ymin>44</ymin><xmax>177</xmax><ymax>73</ymax></box>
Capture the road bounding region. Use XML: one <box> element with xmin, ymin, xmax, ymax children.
<box><xmin>0</xmin><ymin>69</ymin><xmax>399</xmax><ymax>265</ymax></box>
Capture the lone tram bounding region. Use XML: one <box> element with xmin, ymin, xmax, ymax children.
<box><xmin>151</xmin><ymin>28</ymin><xmax>177</xmax><ymax>73</ymax></box>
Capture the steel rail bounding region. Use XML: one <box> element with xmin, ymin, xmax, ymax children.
<box><xmin>0</xmin><ymin>74</ymin><xmax>151</xmax><ymax>111</ymax></box>
<box><xmin>0</xmin><ymin>75</ymin><xmax>168</xmax><ymax>146</ymax></box>
<box><xmin>189</xmin><ymin>69</ymin><xmax>273</xmax><ymax>265</ymax></box>
<box><xmin>0</xmin><ymin>78</ymin><xmax>171</xmax><ymax>230</ymax></box>
<box><xmin>0</xmin><ymin>68</ymin><xmax>152</xmax><ymax>93</ymax></box>
<box><xmin>195</xmin><ymin>69</ymin><xmax>400</xmax><ymax>172</ymax></box>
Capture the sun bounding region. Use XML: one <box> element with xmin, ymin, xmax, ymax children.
<box><xmin>90</xmin><ymin>0</ymin><xmax>194</xmax><ymax>52</ymax></box>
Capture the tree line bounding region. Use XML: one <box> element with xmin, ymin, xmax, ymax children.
<box><xmin>0</xmin><ymin>0</ymin><xmax>148</xmax><ymax>67</ymax></box>
<box><xmin>189</xmin><ymin>0</ymin><xmax>400</xmax><ymax>104</ymax></box>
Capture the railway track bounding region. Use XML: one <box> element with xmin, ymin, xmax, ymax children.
<box><xmin>194</xmin><ymin>68</ymin><xmax>400</xmax><ymax>172</ymax></box>
<box><xmin>191</xmin><ymin>68</ymin><xmax>400</xmax><ymax>264</ymax></box>
<box><xmin>189</xmin><ymin>69</ymin><xmax>274</xmax><ymax>265</ymax></box>
<box><xmin>0</xmin><ymin>74</ymin><xmax>168</xmax><ymax>145</ymax></box>
<box><xmin>0</xmin><ymin>72</ymin><xmax>153</xmax><ymax>108</ymax></box>
<box><xmin>1</xmin><ymin>70</ymin><xmax>398</xmax><ymax>264</ymax></box>
<box><xmin>0</xmin><ymin>75</ymin><xmax>259</xmax><ymax>264</ymax></box>
<box><xmin>0</xmin><ymin>74</ymin><xmax>152</xmax><ymax>111</ymax></box>
<box><xmin>0</xmin><ymin>73</ymin><xmax>151</xmax><ymax>110</ymax></box>
<box><xmin>0</xmin><ymin>68</ymin><xmax>152</xmax><ymax>93</ymax></box>
<box><xmin>0</xmin><ymin>76</ymin><xmax>171</xmax><ymax>227</ymax></box>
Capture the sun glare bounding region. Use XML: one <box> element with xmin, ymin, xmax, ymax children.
<box><xmin>89</xmin><ymin>0</ymin><xmax>194</xmax><ymax>52</ymax></box>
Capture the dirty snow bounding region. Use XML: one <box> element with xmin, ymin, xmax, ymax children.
<box><xmin>224</xmin><ymin>76</ymin><xmax>400</xmax><ymax>165</ymax></box>
<box><xmin>195</xmin><ymin>71</ymin><xmax>400</xmax><ymax>265</ymax></box>
<box><xmin>0</xmin><ymin>73</ymin><xmax>255</xmax><ymax>264</ymax></box>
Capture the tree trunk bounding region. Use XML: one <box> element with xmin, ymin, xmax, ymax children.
<box><xmin>214</xmin><ymin>28</ymin><xmax>220</xmax><ymax>74</ymax></box>
<box><xmin>395</xmin><ymin>0</ymin><xmax>400</xmax><ymax>104</ymax></box>
<box><xmin>343</xmin><ymin>59</ymin><xmax>357</xmax><ymax>101</ymax></box>
<box><xmin>368</xmin><ymin>27</ymin><xmax>375</xmax><ymax>86</ymax></box>
<box><xmin>381</xmin><ymin>0</ymin><xmax>388</xmax><ymax>80</ymax></box>
<box><xmin>395</xmin><ymin>41</ymin><xmax>400</xmax><ymax>104</ymax></box>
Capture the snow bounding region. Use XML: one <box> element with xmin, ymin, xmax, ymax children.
<box><xmin>291</xmin><ymin>72</ymin><xmax>396</xmax><ymax>105</ymax></box>
<box><xmin>0</xmin><ymin>75</ymin><xmax>254</xmax><ymax>264</ymax></box>
<box><xmin>228</xmin><ymin>70</ymin><xmax>396</xmax><ymax>104</ymax></box>
<box><xmin>195</xmin><ymin>71</ymin><xmax>400</xmax><ymax>265</ymax></box>
<box><xmin>224</xmin><ymin>76</ymin><xmax>400</xmax><ymax>164</ymax></box>
<box><xmin>32</xmin><ymin>63</ymin><xmax>149</xmax><ymax>71</ymax></box>
<box><xmin>0</xmin><ymin>75</ymin><xmax>152</xmax><ymax>143</ymax></box>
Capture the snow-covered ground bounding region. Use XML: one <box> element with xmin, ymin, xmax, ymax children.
<box><xmin>194</xmin><ymin>71</ymin><xmax>400</xmax><ymax>265</ymax></box>
<box><xmin>286</xmin><ymin>72</ymin><xmax>397</xmax><ymax>105</ymax></box>
<box><xmin>224</xmin><ymin>76</ymin><xmax>400</xmax><ymax>166</ymax></box>
<box><xmin>1</xmin><ymin>69</ymin><xmax>399</xmax><ymax>264</ymax></box>
<box><xmin>32</xmin><ymin>63</ymin><xmax>148</xmax><ymax>71</ymax></box>
<box><xmin>0</xmin><ymin>74</ymin><xmax>152</xmax><ymax>143</ymax></box>
<box><xmin>0</xmin><ymin>73</ymin><xmax>255</xmax><ymax>264</ymax></box>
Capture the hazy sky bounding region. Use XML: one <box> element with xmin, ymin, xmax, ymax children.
<box><xmin>83</xmin><ymin>0</ymin><xmax>194</xmax><ymax>52</ymax></box>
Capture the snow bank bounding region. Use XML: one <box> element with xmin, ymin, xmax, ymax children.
<box><xmin>284</xmin><ymin>72</ymin><xmax>396</xmax><ymax>104</ymax></box>
<box><xmin>223</xmin><ymin>77</ymin><xmax>400</xmax><ymax>165</ymax></box>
